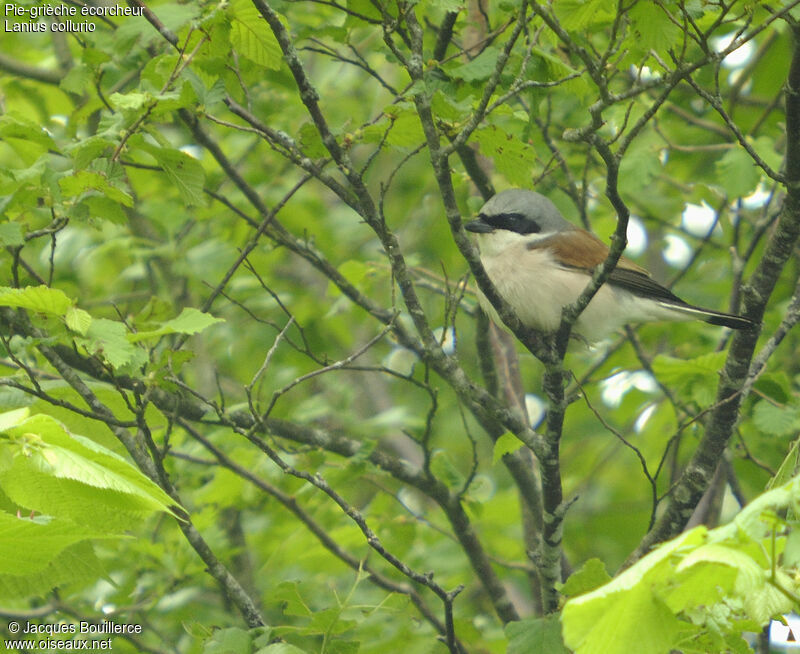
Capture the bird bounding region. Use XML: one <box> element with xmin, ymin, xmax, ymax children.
<box><xmin>463</xmin><ymin>189</ymin><xmax>755</xmax><ymax>340</ymax></box>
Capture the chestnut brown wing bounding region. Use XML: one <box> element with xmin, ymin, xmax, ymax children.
<box><xmin>527</xmin><ymin>230</ymin><xmax>690</xmax><ymax>306</ymax></box>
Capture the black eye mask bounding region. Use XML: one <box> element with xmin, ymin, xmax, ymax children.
<box><xmin>481</xmin><ymin>212</ymin><xmax>541</xmax><ymax>235</ymax></box>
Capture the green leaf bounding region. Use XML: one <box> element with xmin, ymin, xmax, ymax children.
<box><xmin>752</xmin><ymin>135</ymin><xmax>784</xmax><ymax>172</ymax></box>
<box><xmin>59</xmin><ymin>64</ymin><xmax>92</xmax><ymax>95</ymax></box>
<box><xmin>619</xmin><ymin>140</ymin><xmax>663</xmax><ymax>193</ymax></box>
<box><xmin>754</xmin><ymin>372</ymin><xmax>792</xmax><ymax>404</ymax></box>
<box><xmin>628</xmin><ymin>3</ymin><xmax>681</xmax><ymax>58</ymax></box>
<box><xmin>260</xmin><ymin>644</ymin><xmax>312</xmax><ymax>654</ymax></box>
<box><xmin>65</xmin><ymin>307</ymin><xmax>92</xmax><ymax>336</ymax></box>
<box><xmin>384</xmin><ymin>107</ymin><xmax>426</xmax><ymax>149</ymax></box>
<box><xmin>715</xmin><ymin>148</ymin><xmax>760</xmax><ymax>198</ymax></box>
<box><xmin>67</xmin><ymin>136</ymin><xmax>114</xmax><ymax>171</ymax></box>
<box><xmin>82</xmin><ymin>318</ymin><xmax>137</xmax><ymax>369</ymax></box>
<box><xmin>492</xmin><ymin>432</ymin><xmax>524</xmax><ymax>463</ymax></box>
<box><xmin>474</xmin><ymin>125</ymin><xmax>536</xmax><ymax>187</ymax></box>
<box><xmin>128</xmin><ymin>307</ymin><xmax>224</xmax><ymax>343</ymax></box>
<box><xmin>58</xmin><ymin>170</ymin><xmax>134</xmax><ymax>207</ymax></box>
<box><xmin>297</xmin><ymin>122</ymin><xmax>328</xmax><ymax>158</ymax></box>
<box><xmin>0</xmin><ymin>222</ymin><xmax>24</xmax><ymax>247</ymax></box>
<box><xmin>741</xmin><ymin>569</ymin><xmax>794</xmax><ymax>624</ymax></box>
<box><xmin>562</xmin><ymin>529</ymin><xmax>704</xmax><ymax>653</ymax></box>
<box><xmin>564</xmin><ymin>582</ymin><xmax>684</xmax><ymax>654</ymax></box>
<box><xmin>450</xmin><ymin>46</ymin><xmax>500</xmax><ymax>82</ymax></box>
<box><xmin>109</xmin><ymin>91</ymin><xmax>151</xmax><ymax>111</ymax></box>
<box><xmin>651</xmin><ymin>352</ymin><xmax>727</xmax><ymax>382</ymax></box>
<box><xmin>553</xmin><ymin>0</ymin><xmax>615</xmax><ymax>30</ymax></box>
<box><xmin>676</xmin><ymin>544</ymin><xmax>764</xmax><ymax>595</ymax></box>
<box><xmin>0</xmin><ymin>539</ymin><xmax>102</xmax><ymax>600</ymax></box>
<box><xmin>429</xmin><ymin>450</ymin><xmax>464</xmax><ymax>489</ymax></box>
<box><xmin>752</xmin><ymin>401</ymin><xmax>800</xmax><ymax>436</ymax></box>
<box><xmin>203</xmin><ymin>627</ymin><xmax>262</xmax><ymax>654</ymax></box>
<box><xmin>229</xmin><ymin>0</ymin><xmax>283</xmax><ymax>70</ymax></box>
<box><xmin>0</xmin><ymin>511</ymin><xmax>112</xmax><ymax>575</ymax></box>
<box><xmin>507</xmin><ymin>615</ymin><xmax>568</xmax><ymax>654</ymax></box>
<box><xmin>0</xmin><ymin>114</ymin><xmax>57</xmax><ymax>164</ymax></box>
<box><xmin>651</xmin><ymin>352</ymin><xmax>727</xmax><ymax>405</ymax></box>
<box><xmin>83</xmin><ymin>194</ymin><xmax>129</xmax><ymax>225</ymax></box>
<box><xmin>560</xmin><ymin>558</ymin><xmax>612</xmax><ymax>598</ymax></box>
<box><xmin>0</xmin><ymin>408</ymin><xmax>30</xmax><ymax>432</ymax></box>
<box><xmin>432</xmin><ymin>0</ymin><xmax>464</xmax><ymax>9</ymax></box>
<box><xmin>136</xmin><ymin>144</ymin><xmax>205</xmax><ymax>205</ymax></box>
<box><xmin>1</xmin><ymin>414</ymin><xmax>178</xmax><ymax>518</ymax></box>
<box><xmin>662</xmin><ymin>561</ymin><xmax>736</xmax><ymax>613</ymax></box>
<box><xmin>768</xmin><ymin>437</ymin><xmax>800</xmax><ymax>490</ymax></box>
<box><xmin>0</xmin><ymin>285</ymin><xmax>73</xmax><ymax>316</ymax></box>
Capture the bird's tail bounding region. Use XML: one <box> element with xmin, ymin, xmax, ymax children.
<box><xmin>661</xmin><ymin>302</ymin><xmax>756</xmax><ymax>330</ymax></box>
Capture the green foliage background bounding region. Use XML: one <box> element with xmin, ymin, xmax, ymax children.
<box><xmin>1</xmin><ymin>0</ymin><xmax>800</xmax><ymax>652</ymax></box>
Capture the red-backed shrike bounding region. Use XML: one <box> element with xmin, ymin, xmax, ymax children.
<box><xmin>464</xmin><ymin>189</ymin><xmax>755</xmax><ymax>340</ymax></box>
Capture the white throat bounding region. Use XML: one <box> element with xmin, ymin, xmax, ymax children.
<box><xmin>473</xmin><ymin>229</ymin><xmax>555</xmax><ymax>257</ymax></box>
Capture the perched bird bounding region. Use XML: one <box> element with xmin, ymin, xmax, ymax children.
<box><xmin>464</xmin><ymin>189</ymin><xmax>755</xmax><ymax>340</ymax></box>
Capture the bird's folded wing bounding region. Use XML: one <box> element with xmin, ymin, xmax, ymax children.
<box><xmin>528</xmin><ymin>229</ymin><xmax>689</xmax><ymax>306</ymax></box>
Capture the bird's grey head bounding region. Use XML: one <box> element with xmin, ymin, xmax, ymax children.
<box><xmin>465</xmin><ymin>189</ymin><xmax>574</xmax><ymax>236</ymax></box>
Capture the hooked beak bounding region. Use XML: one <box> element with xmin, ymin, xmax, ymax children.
<box><xmin>464</xmin><ymin>217</ymin><xmax>493</xmax><ymax>234</ymax></box>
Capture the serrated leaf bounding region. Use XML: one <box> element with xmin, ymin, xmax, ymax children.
<box><xmin>83</xmin><ymin>318</ymin><xmax>136</xmax><ymax>369</ymax></box>
<box><xmin>492</xmin><ymin>432</ymin><xmax>524</xmax><ymax>463</ymax></box>
<box><xmin>754</xmin><ymin>372</ymin><xmax>792</xmax><ymax>404</ymax></box>
<box><xmin>58</xmin><ymin>170</ymin><xmax>133</xmax><ymax>207</ymax></box>
<box><xmin>562</xmin><ymin>528</ymin><xmax>704</xmax><ymax>652</ymax></box>
<box><xmin>663</xmin><ymin>561</ymin><xmax>736</xmax><ymax>612</ymax></box>
<box><xmin>67</xmin><ymin>136</ymin><xmax>114</xmax><ymax>171</ymax></box>
<box><xmin>715</xmin><ymin>148</ymin><xmax>760</xmax><ymax>198</ymax></box>
<box><xmin>203</xmin><ymin>627</ymin><xmax>258</xmax><ymax>654</ymax></box>
<box><xmin>65</xmin><ymin>307</ymin><xmax>92</xmax><ymax>335</ymax></box>
<box><xmin>59</xmin><ymin>64</ymin><xmax>91</xmax><ymax>95</ymax></box>
<box><xmin>676</xmin><ymin>544</ymin><xmax>764</xmax><ymax>595</ymax></box>
<box><xmin>474</xmin><ymin>125</ymin><xmax>536</xmax><ymax>187</ymax></box>
<box><xmin>619</xmin><ymin>142</ymin><xmax>663</xmax><ymax>193</ymax></box>
<box><xmin>753</xmin><ymin>401</ymin><xmax>800</xmax><ymax>437</ymax></box>
<box><xmin>297</xmin><ymin>122</ymin><xmax>328</xmax><ymax>158</ymax></box>
<box><xmin>0</xmin><ymin>115</ymin><xmax>56</xmax><ymax>163</ymax></box>
<box><xmin>83</xmin><ymin>194</ymin><xmax>128</xmax><ymax>225</ymax></box>
<box><xmin>0</xmin><ymin>285</ymin><xmax>73</xmax><ymax>316</ymax></box>
<box><xmin>553</xmin><ymin>0</ymin><xmax>615</xmax><ymax>30</ymax></box>
<box><xmin>752</xmin><ymin>136</ymin><xmax>784</xmax><ymax>172</ymax></box>
<box><xmin>450</xmin><ymin>46</ymin><xmax>499</xmax><ymax>82</ymax></box>
<box><xmin>0</xmin><ymin>512</ymin><xmax>112</xmax><ymax>575</ymax></box>
<box><xmin>3</xmin><ymin>414</ymin><xmax>177</xmax><ymax>517</ymax></box>
<box><xmin>560</xmin><ymin>558</ymin><xmax>612</xmax><ymax>598</ymax></box>
<box><xmin>742</xmin><ymin>569</ymin><xmax>794</xmax><ymax>624</ymax></box>
<box><xmin>229</xmin><ymin>0</ymin><xmax>282</xmax><ymax>70</ymax></box>
<box><xmin>0</xmin><ymin>539</ymin><xmax>101</xmax><ymax>600</ymax></box>
<box><xmin>128</xmin><ymin>307</ymin><xmax>224</xmax><ymax>343</ymax></box>
<box><xmin>136</xmin><ymin>144</ymin><xmax>205</xmax><ymax>205</ymax></box>
<box><xmin>652</xmin><ymin>352</ymin><xmax>727</xmax><ymax>379</ymax></box>
<box><xmin>651</xmin><ymin>352</ymin><xmax>727</xmax><ymax>405</ymax></box>
<box><xmin>109</xmin><ymin>91</ymin><xmax>151</xmax><ymax>110</ymax></box>
<box><xmin>628</xmin><ymin>2</ymin><xmax>681</xmax><ymax>57</ymax></box>
<box><xmin>564</xmin><ymin>581</ymin><xmax>684</xmax><ymax>654</ymax></box>
<box><xmin>507</xmin><ymin>615</ymin><xmax>568</xmax><ymax>654</ymax></box>
<box><xmin>385</xmin><ymin>108</ymin><xmax>426</xmax><ymax>149</ymax></box>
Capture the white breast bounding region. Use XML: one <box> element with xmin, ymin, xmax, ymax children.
<box><xmin>474</xmin><ymin>234</ymin><xmax>684</xmax><ymax>340</ymax></box>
